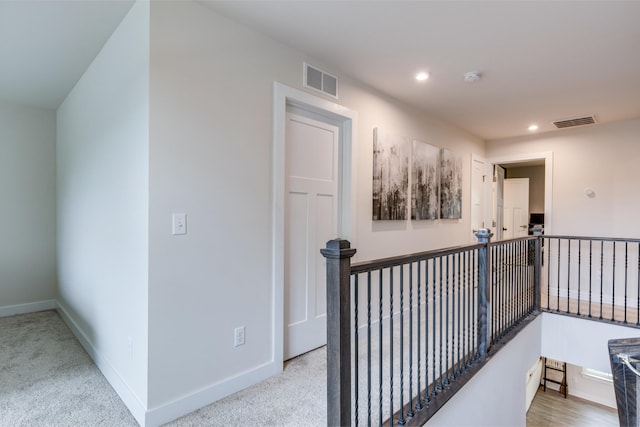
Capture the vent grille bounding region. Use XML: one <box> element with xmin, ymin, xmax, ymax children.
<box><xmin>553</xmin><ymin>115</ymin><xmax>596</xmax><ymax>129</ymax></box>
<box><xmin>304</xmin><ymin>63</ymin><xmax>338</xmax><ymax>98</ymax></box>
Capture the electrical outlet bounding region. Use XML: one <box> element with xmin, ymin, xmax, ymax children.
<box><xmin>172</xmin><ymin>213</ymin><xmax>187</xmax><ymax>235</ymax></box>
<box><xmin>234</xmin><ymin>326</ymin><xmax>245</xmax><ymax>347</ymax></box>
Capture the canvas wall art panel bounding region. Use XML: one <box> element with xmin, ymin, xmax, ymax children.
<box><xmin>440</xmin><ymin>148</ymin><xmax>462</xmax><ymax>219</ymax></box>
<box><xmin>372</xmin><ymin>128</ymin><xmax>409</xmax><ymax>220</ymax></box>
<box><xmin>411</xmin><ymin>140</ymin><xmax>439</xmax><ymax>220</ymax></box>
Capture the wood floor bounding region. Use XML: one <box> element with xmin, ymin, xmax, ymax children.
<box><xmin>527</xmin><ymin>388</ymin><xmax>618</xmax><ymax>427</ymax></box>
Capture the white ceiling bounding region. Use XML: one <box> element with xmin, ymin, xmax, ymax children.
<box><xmin>1</xmin><ymin>1</ymin><xmax>638</xmax><ymax>141</ymax></box>
<box><xmin>0</xmin><ymin>0</ymin><xmax>134</xmax><ymax>110</ymax></box>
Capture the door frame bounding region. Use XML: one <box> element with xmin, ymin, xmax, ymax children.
<box><xmin>272</xmin><ymin>82</ymin><xmax>358</xmax><ymax>368</ymax></box>
<box><xmin>487</xmin><ymin>151</ymin><xmax>554</xmax><ymax>235</ymax></box>
<box><xmin>470</xmin><ymin>153</ymin><xmax>492</xmax><ymax>241</ymax></box>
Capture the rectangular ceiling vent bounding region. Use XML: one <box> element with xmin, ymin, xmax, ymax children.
<box><xmin>552</xmin><ymin>115</ymin><xmax>597</xmax><ymax>129</ymax></box>
<box><xmin>304</xmin><ymin>62</ymin><xmax>338</xmax><ymax>98</ymax></box>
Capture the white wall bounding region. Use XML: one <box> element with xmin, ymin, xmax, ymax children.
<box><xmin>428</xmin><ymin>317</ymin><xmax>542</xmax><ymax>426</ymax></box>
<box><xmin>540</xmin><ymin>313</ymin><xmax>640</xmax><ymax>410</ymax></box>
<box><xmin>566</xmin><ymin>363</ymin><xmax>616</xmax><ymax>408</ymax></box>
<box><xmin>487</xmin><ymin>119</ymin><xmax>640</xmax><ymax>237</ymax></box>
<box><xmin>541</xmin><ymin>312</ymin><xmax>640</xmax><ymax>374</ymax></box>
<box><xmin>56</xmin><ymin>0</ymin><xmax>148</xmax><ymax>420</ymax></box>
<box><xmin>0</xmin><ymin>100</ymin><xmax>56</xmax><ymax>314</ymax></box>
<box><xmin>147</xmin><ymin>0</ymin><xmax>484</xmax><ymax>421</ymax></box>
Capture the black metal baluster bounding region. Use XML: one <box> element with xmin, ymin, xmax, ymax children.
<box><xmin>416</xmin><ymin>260</ymin><xmax>423</xmax><ymax>411</ymax></box>
<box><xmin>600</xmin><ymin>240</ymin><xmax>604</xmax><ymax>320</ymax></box>
<box><xmin>511</xmin><ymin>241</ymin><xmax>516</xmax><ymax>327</ymax></box>
<box><xmin>612</xmin><ymin>242</ymin><xmax>616</xmax><ymax>322</ymax></box>
<box><xmin>408</xmin><ymin>262</ymin><xmax>415</xmax><ymax>418</ymax></box>
<box><xmin>456</xmin><ymin>252</ymin><xmax>462</xmax><ymax>376</ymax></box>
<box><xmin>472</xmin><ymin>250</ymin><xmax>477</xmax><ymax>360</ymax></box>
<box><xmin>577</xmin><ymin>241</ymin><xmax>582</xmax><ymax>316</ymax></box>
<box><xmin>389</xmin><ymin>267</ymin><xmax>394</xmax><ymax>427</ymax></box>
<box><xmin>397</xmin><ymin>265</ymin><xmax>405</xmax><ymax>425</ymax></box>
<box><xmin>589</xmin><ymin>240</ymin><xmax>593</xmax><ymax>318</ymax></box>
<box><xmin>432</xmin><ymin>258</ymin><xmax>438</xmax><ymax>396</ymax></box>
<box><xmin>367</xmin><ymin>272</ymin><xmax>372</xmax><ymax>427</ymax></box>
<box><xmin>439</xmin><ymin>257</ymin><xmax>449</xmax><ymax>390</ymax></box>
<box><xmin>424</xmin><ymin>259</ymin><xmax>431</xmax><ymax>404</ymax></box>
<box><xmin>468</xmin><ymin>250</ymin><xmax>473</xmax><ymax>365</ymax></box>
<box><xmin>547</xmin><ymin>238</ymin><xmax>551</xmax><ymax>311</ymax></box>
<box><xmin>501</xmin><ymin>243</ymin><xmax>506</xmax><ymax>332</ymax></box>
<box><xmin>491</xmin><ymin>245</ymin><xmax>496</xmax><ymax>344</ymax></box>
<box><xmin>557</xmin><ymin>239</ymin><xmax>561</xmax><ymax>312</ymax></box>
<box><xmin>450</xmin><ymin>254</ymin><xmax>456</xmax><ymax>381</ymax></box>
<box><xmin>637</xmin><ymin>242</ymin><xmax>640</xmax><ymax>326</ymax></box>
<box><xmin>625</xmin><ymin>242</ymin><xmax>628</xmax><ymax>324</ymax></box>
<box><xmin>567</xmin><ymin>239</ymin><xmax>571</xmax><ymax>314</ymax></box>
<box><xmin>354</xmin><ymin>275</ymin><xmax>359</xmax><ymax>426</ymax></box>
<box><xmin>462</xmin><ymin>251</ymin><xmax>468</xmax><ymax>370</ymax></box>
<box><xmin>379</xmin><ymin>268</ymin><xmax>383</xmax><ymax>427</ymax></box>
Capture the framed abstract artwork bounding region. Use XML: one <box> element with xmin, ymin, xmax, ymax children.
<box><xmin>440</xmin><ymin>148</ymin><xmax>462</xmax><ymax>219</ymax></box>
<box><xmin>372</xmin><ymin>128</ymin><xmax>409</xmax><ymax>220</ymax></box>
<box><xmin>411</xmin><ymin>140</ymin><xmax>439</xmax><ymax>220</ymax></box>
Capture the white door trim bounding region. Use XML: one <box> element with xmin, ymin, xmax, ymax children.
<box><xmin>272</xmin><ymin>82</ymin><xmax>358</xmax><ymax>368</ymax></box>
<box><xmin>470</xmin><ymin>153</ymin><xmax>491</xmax><ymax>240</ymax></box>
<box><xmin>487</xmin><ymin>151</ymin><xmax>553</xmax><ymax>235</ymax></box>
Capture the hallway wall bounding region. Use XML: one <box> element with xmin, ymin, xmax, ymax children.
<box><xmin>0</xmin><ymin>100</ymin><xmax>56</xmax><ymax>314</ymax></box>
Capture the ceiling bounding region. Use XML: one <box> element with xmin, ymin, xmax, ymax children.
<box><xmin>1</xmin><ymin>1</ymin><xmax>639</xmax><ymax>141</ymax></box>
<box><xmin>0</xmin><ymin>0</ymin><xmax>134</xmax><ymax>110</ymax></box>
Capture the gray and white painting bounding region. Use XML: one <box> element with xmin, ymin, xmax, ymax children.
<box><xmin>411</xmin><ymin>140</ymin><xmax>439</xmax><ymax>220</ymax></box>
<box><xmin>372</xmin><ymin>128</ymin><xmax>409</xmax><ymax>220</ymax></box>
<box><xmin>440</xmin><ymin>148</ymin><xmax>462</xmax><ymax>219</ymax></box>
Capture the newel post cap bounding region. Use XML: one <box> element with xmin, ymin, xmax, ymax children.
<box><xmin>320</xmin><ymin>239</ymin><xmax>357</xmax><ymax>259</ymax></box>
<box><xmin>475</xmin><ymin>228</ymin><xmax>493</xmax><ymax>243</ymax></box>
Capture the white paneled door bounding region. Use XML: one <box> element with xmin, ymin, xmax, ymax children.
<box><xmin>503</xmin><ymin>178</ymin><xmax>530</xmax><ymax>239</ymax></box>
<box><xmin>284</xmin><ymin>111</ymin><xmax>339</xmax><ymax>360</ymax></box>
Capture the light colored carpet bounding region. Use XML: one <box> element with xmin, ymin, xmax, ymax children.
<box><xmin>0</xmin><ymin>310</ymin><xmax>138</xmax><ymax>426</ymax></box>
<box><xmin>166</xmin><ymin>348</ymin><xmax>326</xmax><ymax>426</ymax></box>
<box><xmin>0</xmin><ymin>310</ymin><xmax>327</xmax><ymax>427</ymax></box>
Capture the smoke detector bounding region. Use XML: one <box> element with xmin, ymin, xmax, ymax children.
<box><xmin>464</xmin><ymin>71</ymin><xmax>482</xmax><ymax>83</ymax></box>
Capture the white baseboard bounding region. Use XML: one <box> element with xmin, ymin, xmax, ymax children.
<box><xmin>0</xmin><ymin>299</ymin><xmax>57</xmax><ymax>317</ymax></box>
<box><xmin>55</xmin><ymin>302</ymin><xmax>147</xmax><ymax>426</ymax></box>
<box><xmin>144</xmin><ymin>361</ymin><xmax>281</xmax><ymax>427</ymax></box>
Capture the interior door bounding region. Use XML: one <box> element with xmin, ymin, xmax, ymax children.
<box><xmin>503</xmin><ymin>178</ymin><xmax>530</xmax><ymax>239</ymax></box>
<box><xmin>284</xmin><ymin>110</ymin><xmax>339</xmax><ymax>360</ymax></box>
<box><xmin>471</xmin><ymin>156</ymin><xmax>486</xmax><ymax>242</ymax></box>
<box><xmin>493</xmin><ymin>165</ymin><xmax>505</xmax><ymax>240</ymax></box>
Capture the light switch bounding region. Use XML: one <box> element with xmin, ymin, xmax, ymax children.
<box><xmin>172</xmin><ymin>213</ymin><xmax>187</xmax><ymax>235</ymax></box>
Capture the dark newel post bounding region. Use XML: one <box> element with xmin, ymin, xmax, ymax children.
<box><xmin>321</xmin><ymin>239</ymin><xmax>356</xmax><ymax>427</ymax></box>
<box><xmin>533</xmin><ymin>225</ymin><xmax>543</xmax><ymax>311</ymax></box>
<box><xmin>475</xmin><ymin>229</ymin><xmax>491</xmax><ymax>362</ymax></box>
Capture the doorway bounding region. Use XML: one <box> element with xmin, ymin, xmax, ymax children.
<box><xmin>488</xmin><ymin>152</ymin><xmax>553</xmax><ymax>239</ymax></box>
<box><xmin>273</xmin><ymin>83</ymin><xmax>358</xmax><ymax>365</ymax></box>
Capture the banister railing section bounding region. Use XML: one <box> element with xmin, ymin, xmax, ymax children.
<box><xmin>321</xmin><ymin>229</ymin><xmax>640</xmax><ymax>426</ymax></box>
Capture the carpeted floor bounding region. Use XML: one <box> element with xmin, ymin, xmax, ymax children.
<box><xmin>0</xmin><ymin>310</ymin><xmax>138</xmax><ymax>426</ymax></box>
<box><xmin>0</xmin><ymin>310</ymin><xmax>327</xmax><ymax>426</ymax></box>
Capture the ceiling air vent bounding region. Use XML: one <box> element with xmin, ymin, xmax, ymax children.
<box><xmin>304</xmin><ymin>62</ymin><xmax>338</xmax><ymax>98</ymax></box>
<box><xmin>552</xmin><ymin>115</ymin><xmax>597</xmax><ymax>129</ymax></box>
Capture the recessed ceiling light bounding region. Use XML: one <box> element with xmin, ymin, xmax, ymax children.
<box><xmin>415</xmin><ymin>72</ymin><xmax>430</xmax><ymax>81</ymax></box>
<box><xmin>528</xmin><ymin>124</ymin><xmax>539</xmax><ymax>131</ymax></box>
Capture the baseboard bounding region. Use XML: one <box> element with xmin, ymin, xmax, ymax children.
<box><xmin>0</xmin><ymin>299</ymin><xmax>57</xmax><ymax>317</ymax></box>
<box><xmin>55</xmin><ymin>302</ymin><xmax>147</xmax><ymax>426</ymax></box>
<box><xmin>144</xmin><ymin>361</ymin><xmax>281</xmax><ymax>427</ymax></box>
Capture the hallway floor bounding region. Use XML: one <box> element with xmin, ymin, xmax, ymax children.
<box><xmin>527</xmin><ymin>388</ymin><xmax>618</xmax><ymax>427</ymax></box>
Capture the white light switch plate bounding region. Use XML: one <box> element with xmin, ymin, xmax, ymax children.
<box><xmin>172</xmin><ymin>213</ymin><xmax>187</xmax><ymax>235</ymax></box>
